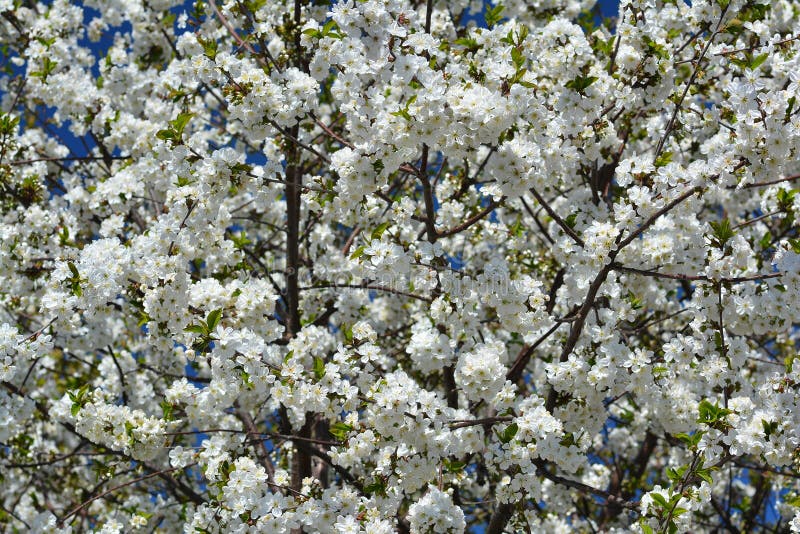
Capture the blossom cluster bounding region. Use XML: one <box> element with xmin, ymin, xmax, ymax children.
<box><xmin>1</xmin><ymin>0</ymin><xmax>800</xmax><ymax>532</ymax></box>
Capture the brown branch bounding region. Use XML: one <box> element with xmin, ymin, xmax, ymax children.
<box><xmin>419</xmin><ymin>146</ymin><xmax>437</xmax><ymax>243</ymax></box>
<box><xmin>487</xmin><ymin>460</ymin><xmax>638</xmax><ymax>534</ymax></box>
<box><xmin>736</xmin><ymin>173</ymin><xmax>800</xmax><ymax>189</ymax></box>
<box><xmin>425</xmin><ymin>0</ymin><xmax>434</xmax><ymax>34</ymax></box>
<box><xmin>613</xmin><ymin>264</ymin><xmax>781</xmax><ymax>284</ymax></box>
<box><xmin>506</xmin><ymin>322</ymin><xmax>562</xmax><ymax>385</ymax></box>
<box><xmin>528</xmin><ymin>187</ymin><xmax>585</xmax><ymax>248</ymax></box>
<box><xmin>342</xmin><ymin>227</ymin><xmax>361</xmax><ymax>255</ymax></box>
<box><xmin>733</xmin><ymin>209</ymin><xmax>780</xmax><ymax>229</ymax></box>
<box><xmin>311</xmin><ymin>114</ymin><xmax>354</xmax><ymax>149</ymax></box>
<box><xmin>207</xmin><ymin>0</ymin><xmax>269</xmax><ymax>70</ymax></box>
<box><xmin>714</xmin><ymin>35</ymin><xmax>800</xmax><ymax>56</ymax></box>
<box><xmin>653</xmin><ymin>8</ymin><xmax>728</xmax><ymax>162</ymax></box>
<box><xmin>300</xmin><ymin>282</ymin><xmax>433</xmax><ymax>303</ymax></box>
<box><xmin>259</xmin><ymin>174</ymin><xmax>329</xmax><ymax>193</ymax></box>
<box><xmin>59</xmin><ymin>464</ymin><xmax>196</xmax><ymax>526</ymax></box>
<box><xmin>106</xmin><ymin>345</ymin><xmax>128</xmax><ymax>405</ymax></box>
<box><xmin>486</xmin><ymin>503</ymin><xmax>516</xmax><ymax>534</ymax></box>
<box><xmin>167</xmin><ymin>198</ymin><xmax>197</xmax><ymax>256</ymax></box>
<box><xmin>520</xmin><ymin>196</ymin><xmax>555</xmax><ymax>245</ymax></box>
<box><xmin>436</xmin><ymin>198</ymin><xmax>504</xmax><ymax>238</ymax></box>
<box><xmin>264</xmin><ymin>117</ymin><xmax>331</xmax><ymax>164</ymax></box>
<box><xmin>545</xmin><ymin>261</ymin><xmax>614</xmax><ymax>413</ymax></box>
<box><xmin>616</xmin><ymin>186</ymin><xmax>702</xmax><ymax>249</ymax></box>
<box><xmin>8</xmin><ymin>155</ymin><xmax>129</xmax><ymax>166</ymax></box>
<box><xmin>534</xmin><ymin>459</ymin><xmax>638</xmax><ymax>511</ymax></box>
<box><xmin>448</xmin><ymin>416</ymin><xmax>513</xmax><ymax>430</ymax></box>
<box><xmin>235</xmin><ymin>406</ymin><xmax>275</xmax><ymax>483</ymax></box>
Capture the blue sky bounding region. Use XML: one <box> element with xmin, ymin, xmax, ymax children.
<box><xmin>598</xmin><ymin>0</ymin><xmax>620</xmax><ymax>17</ymax></box>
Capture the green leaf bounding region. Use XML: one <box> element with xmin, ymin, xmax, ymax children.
<box><xmin>592</xmin><ymin>36</ymin><xmax>615</xmax><ymax>56</ymax></box>
<box><xmin>565</xmin><ymin>75</ymin><xmax>598</xmax><ymax>93</ymax></box>
<box><xmin>349</xmin><ymin>245</ymin><xmax>366</xmax><ymax>260</ymax></box>
<box><xmin>0</xmin><ymin>113</ymin><xmax>19</xmax><ymax>135</ymax></box>
<box><xmin>785</xmin><ymin>96</ymin><xmax>796</xmax><ymax>123</ymax></box>
<box><xmin>731</xmin><ymin>51</ymin><xmax>770</xmax><ymax>71</ymax></box>
<box><xmin>240</xmin><ymin>368</ymin><xmax>252</xmax><ymax>388</ymax></box>
<box><xmin>777</xmin><ymin>188</ymin><xmax>796</xmax><ymax>210</ymax></box>
<box><xmin>510</xmin><ymin>47</ymin><xmax>524</xmax><ymax>69</ymax></box>
<box><xmin>654</xmin><ymin>151</ymin><xmax>673</xmax><ymax>168</ymax></box>
<box><xmin>160</xmin><ymin>401</ymin><xmax>174</xmax><ymax>421</ymax></box>
<box><xmin>675</xmin><ymin>431</ymin><xmax>704</xmax><ymax>449</ymax></box>
<box><xmin>201</xmin><ymin>37</ymin><xmax>218</xmax><ymax>60</ymax></box>
<box><xmin>69</xmin><ymin>384</ymin><xmax>91</xmax><ymax>416</ymax></box>
<box><xmin>206</xmin><ymin>309</ymin><xmax>222</xmax><ymax>331</ymax></box>
<box><xmin>709</xmin><ymin>219</ymin><xmax>735</xmax><ymax>249</ymax></box>
<box><xmin>626</xmin><ymin>290</ymin><xmax>643</xmax><ymax>310</ymax></box>
<box><xmin>137</xmin><ymin>311</ymin><xmax>151</xmax><ymax>328</ymax></box>
<box><xmin>156</xmin><ymin>129</ymin><xmax>176</xmax><ymax>141</ymax></box>
<box><xmin>36</xmin><ymin>36</ymin><xmax>57</xmax><ymax>49</ymax></box>
<box><xmin>786</xmin><ymin>494</ymin><xmax>800</xmax><ymax>507</ymax></box>
<box><xmin>650</xmin><ymin>492</ymin><xmax>669</xmax><ymax>508</ymax></box>
<box><xmin>453</xmin><ymin>37</ymin><xmax>481</xmax><ymax>53</ymax></box>
<box><xmin>66</xmin><ymin>262</ymin><xmax>83</xmax><ymax>296</ymax></box>
<box><xmin>749</xmin><ymin>53</ymin><xmax>768</xmax><ymax>70</ymax></box>
<box><xmin>170</xmin><ymin>112</ymin><xmax>193</xmax><ymax>134</ymax></box>
<box><xmin>313</xmin><ymin>356</ymin><xmax>325</xmax><ymax>380</ymax></box>
<box><xmin>321</xmin><ymin>19</ymin><xmax>340</xmax><ymax>37</ymax></box>
<box><xmin>329</xmin><ymin>421</ymin><xmax>353</xmax><ymax>440</ymax></box>
<box><xmin>343</xmin><ymin>323</ymin><xmax>354</xmax><ymax>344</ymax></box>
<box><xmin>31</xmin><ymin>57</ymin><xmax>57</xmax><ymax>81</ymax></box>
<box><xmin>484</xmin><ymin>4</ymin><xmax>505</xmax><ymax>29</ymax></box>
<box><xmin>184</xmin><ymin>324</ymin><xmax>208</xmax><ymax>335</ymax></box>
<box><xmin>759</xmin><ymin>231</ymin><xmax>773</xmax><ymax>251</ymax></box>
<box><xmin>666</xmin><ymin>467</ymin><xmax>680</xmax><ymax>481</ymax></box>
<box><xmin>762</xmin><ymin>419</ymin><xmax>779</xmax><ymax>439</ymax></box>
<box><xmin>560</xmin><ymin>432</ymin><xmax>577</xmax><ymax>447</ymax></box>
<box><xmin>175</xmin><ymin>175</ymin><xmax>193</xmax><ymax>187</ymax></box>
<box><xmin>642</xmin><ymin>36</ymin><xmax>669</xmax><ymax>60</ymax></box>
<box><xmin>695</xmin><ymin>467</ymin><xmax>714</xmax><ymax>484</ymax></box>
<box><xmin>390</xmin><ymin>109</ymin><xmax>411</xmax><ymax>121</ymax></box>
<box><xmin>229</xmin><ymin>231</ymin><xmax>251</xmax><ymax>249</ymax></box>
<box><xmin>497</xmin><ymin>422</ymin><xmax>518</xmax><ymax>444</ymax></box>
<box><xmin>371</xmin><ymin>222</ymin><xmax>391</xmax><ymax>240</ymax></box>
<box><xmin>697</xmin><ymin>399</ymin><xmax>733</xmax><ymax>429</ymax></box>
<box><xmin>364</xmin><ymin>478</ymin><xmax>387</xmax><ymax>496</ymax></box>
<box><xmin>444</xmin><ymin>459</ymin><xmax>466</xmax><ymax>473</ymax></box>
<box><xmin>230</xmin><ymin>162</ymin><xmax>253</xmax><ymax>175</ymax></box>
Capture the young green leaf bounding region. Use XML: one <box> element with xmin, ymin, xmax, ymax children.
<box><xmin>206</xmin><ymin>309</ymin><xmax>222</xmax><ymax>331</ymax></box>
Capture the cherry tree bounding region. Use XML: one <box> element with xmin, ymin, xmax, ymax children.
<box><xmin>1</xmin><ymin>0</ymin><xmax>800</xmax><ymax>532</ymax></box>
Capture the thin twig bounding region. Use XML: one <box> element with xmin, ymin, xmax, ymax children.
<box><xmin>436</xmin><ymin>198</ymin><xmax>504</xmax><ymax>238</ymax></box>
<box><xmin>613</xmin><ymin>264</ymin><xmax>781</xmax><ymax>284</ymax></box>
<box><xmin>654</xmin><ymin>8</ymin><xmax>729</xmax><ymax>162</ymax></box>
<box><xmin>60</xmin><ymin>465</ymin><xmax>195</xmax><ymax>526</ymax></box>
<box><xmin>529</xmin><ymin>186</ymin><xmax>585</xmax><ymax>248</ymax></box>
